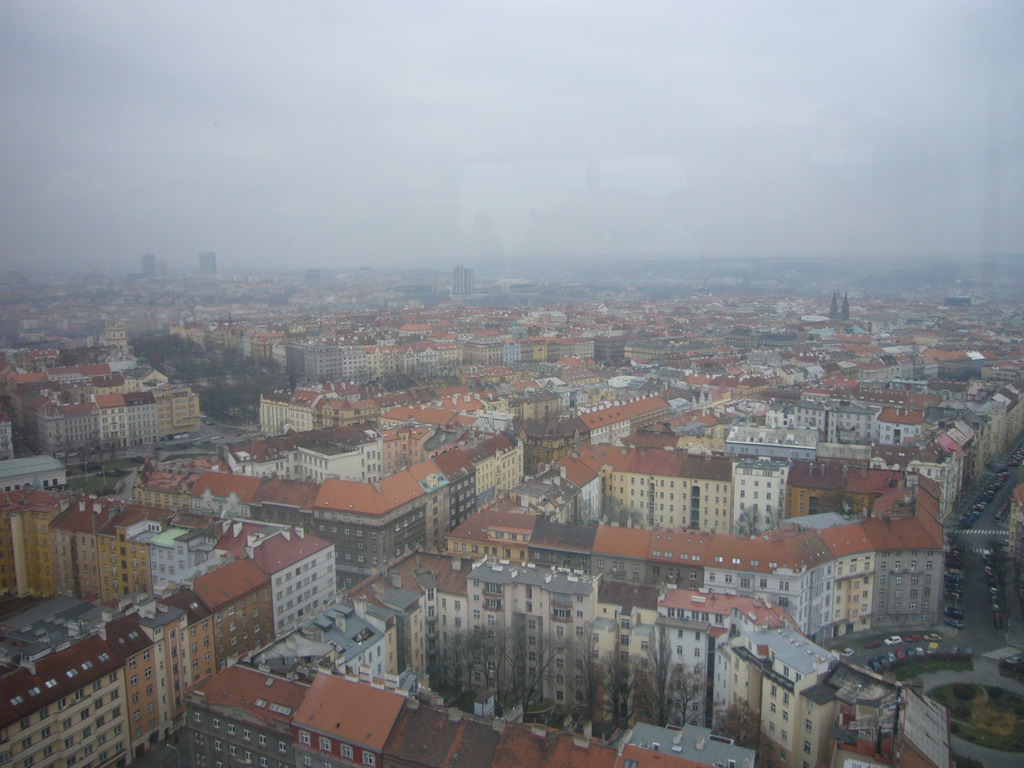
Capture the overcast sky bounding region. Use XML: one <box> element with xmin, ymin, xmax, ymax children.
<box><xmin>2</xmin><ymin>1</ymin><xmax>1022</xmax><ymax>274</ymax></box>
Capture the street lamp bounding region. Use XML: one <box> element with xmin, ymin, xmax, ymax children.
<box><xmin>166</xmin><ymin>741</ymin><xmax>182</xmax><ymax>768</ymax></box>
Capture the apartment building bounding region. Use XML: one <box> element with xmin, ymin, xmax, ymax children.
<box><xmin>731</xmin><ymin>457</ymin><xmax>788</xmax><ymax>534</ymax></box>
<box><xmin>95</xmin><ymin>504</ymin><xmax>172</xmax><ymax>601</ymax></box>
<box><xmin>466</xmin><ymin>558</ymin><xmax>599</xmax><ymax>707</ymax></box>
<box><xmin>247</xmin><ymin>527</ymin><xmax>336</xmax><ymax>635</ymax></box>
<box><xmin>292</xmin><ymin>673</ymin><xmax>405</xmax><ymax>768</ymax></box>
<box><xmin>95</xmin><ymin>391</ymin><xmax>158</xmax><ymax>449</ymax></box>
<box><xmin>187</xmin><ymin>665</ymin><xmax>308</xmax><ymax>768</ymax></box>
<box><xmin>151</xmin><ymin>385</ymin><xmax>201</xmax><ymax>439</ymax></box>
<box><xmin>577</xmin><ymin>445</ymin><xmax>733</xmax><ymax>530</ymax></box>
<box><xmin>285</xmin><ymin>342</ymin><xmax>369</xmax><ymax>384</ymax></box>
<box><xmin>192</xmin><ymin>559</ymin><xmax>273</xmax><ymax>670</ymax></box>
<box><xmin>577</xmin><ymin>396</ymin><xmax>670</xmax><ymax>445</ymax></box>
<box><xmin>0</xmin><ymin>635</ymin><xmax>131</xmax><ymax>768</ymax></box>
<box><xmin>715</xmin><ymin>618</ymin><xmax>837</xmax><ymax>768</ymax></box>
<box><xmin>313</xmin><ymin>474</ymin><xmax>428</xmax><ymax>589</ymax></box>
<box><xmin>0</xmin><ymin>488</ymin><xmax>67</xmax><ymax>596</ymax></box>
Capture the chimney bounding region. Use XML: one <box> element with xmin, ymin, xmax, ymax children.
<box><xmin>447</xmin><ymin>707</ymin><xmax>463</xmax><ymax>722</ymax></box>
<box><xmin>389</xmin><ymin>570</ymin><xmax>402</xmax><ymax>589</ymax></box>
<box><xmin>452</xmin><ymin>556</ymin><xmax>462</xmax><ymax>571</ymax></box>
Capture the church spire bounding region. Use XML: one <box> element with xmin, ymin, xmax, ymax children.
<box><xmin>830</xmin><ymin>290</ymin><xmax>839</xmax><ymax>319</ymax></box>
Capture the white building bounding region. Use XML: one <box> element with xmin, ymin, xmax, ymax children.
<box><xmin>249</xmin><ymin>527</ymin><xmax>337</xmax><ymax>636</ymax></box>
<box><xmin>731</xmin><ymin>457</ymin><xmax>789</xmax><ymax>535</ymax></box>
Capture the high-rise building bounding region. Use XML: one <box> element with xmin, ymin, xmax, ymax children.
<box><xmin>198</xmin><ymin>251</ymin><xmax>217</xmax><ymax>274</ymax></box>
<box><xmin>452</xmin><ymin>265</ymin><xmax>474</xmax><ymax>296</ymax></box>
<box><xmin>141</xmin><ymin>253</ymin><xmax>156</xmax><ymax>277</ymax></box>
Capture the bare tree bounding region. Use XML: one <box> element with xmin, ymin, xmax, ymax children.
<box><xmin>666</xmin><ymin>663</ymin><xmax>708</xmax><ymax>726</ymax></box>
<box><xmin>575</xmin><ymin>625</ymin><xmax>604</xmax><ymax>724</ymax></box>
<box><xmin>638</xmin><ymin>625</ymin><xmax>709</xmax><ymax>727</ymax></box>
<box><xmin>603</xmin><ymin>650</ymin><xmax>641</xmax><ymax>728</ymax></box>
<box><xmin>714</xmin><ymin>699</ymin><xmax>762</xmax><ymax>750</ymax></box>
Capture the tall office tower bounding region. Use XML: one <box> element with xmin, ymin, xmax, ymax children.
<box><xmin>141</xmin><ymin>253</ymin><xmax>157</xmax><ymax>277</ymax></box>
<box><xmin>452</xmin><ymin>265</ymin><xmax>474</xmax><ymax>297</ymax></box>
<box><xmin>199</xmin><ymin>251</ymin><xmax>217</xmax><ymax>274</ymax></box>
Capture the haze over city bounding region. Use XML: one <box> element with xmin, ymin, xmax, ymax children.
<box><xmin>2</xmin><ymin>1</ymin><xmax>1023</xmax><ymax>274</ymax></box>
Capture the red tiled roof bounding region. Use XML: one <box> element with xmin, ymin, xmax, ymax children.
<box><xmin>250</xmin><ymin>529</ymin><xmax>332</xmax><ymax>575</ymax></box>
<box><xmin>293</xmin><ymin>673</ymin><xmax>405</xmax><ymax>751</ymax></box>
<box><xmin>192</xmin><ymin>665</ymin><xmax>308</xmax><ymax>724</ymax></box>
<box><xmin>192</xmin><ymin>559</ymin><xmax>269</xmax><ymax>611</ymax></box>
<box><xmin>0</xmin><ymin>635</ymin><xmax>122</xmax><ymax>729</ymax></box>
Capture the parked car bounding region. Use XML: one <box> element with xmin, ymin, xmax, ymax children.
<box><xmin>902</xmin><ymin>634</ymin><xmax>923</xmax><ymax>643</ymax></box>
<box><xmin>864</xmin><ymin>639</ymin><xmax>883</xmax><ymax>649</ymax></box>
<box><xmin>841</xmin><ymin>648</ymin><xmax>854</xmax><ymax>657</ymax></box>
<box><xmin>923</xmin><ymin>633</ymin><xmax>943</xmax><ymax>642</ymax></box>
<box><xmin>884</xmin><ymin>635</ymin><xmax>903</xmax><ymax>646</ymax></box>
<box><xmin>945</xmin><ymin>618</ymin><xmax>965</xmax><ymax>629</ymax></box>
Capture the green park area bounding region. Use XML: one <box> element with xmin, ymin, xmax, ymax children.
<box><xmin>929</xmin><ymin>683</ymin><xmax>1024</xmax><ymax>751</ymax></box>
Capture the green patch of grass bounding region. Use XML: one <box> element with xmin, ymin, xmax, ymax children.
<box><xmin>931</xmin><ymin>684</ymin><xmax>1024</xmax><ymax>751</ymax></box>
<box><xmin>68</xmin><ymin>475</ymin><xmax>121</xmax><ymax>496</ymax></box>
<box><xmin>999</xmin><ymin>663</ymin><xmax>1024</xmax><ymax>685</ymax></box>
<box><xmin>952</xmin><ymin>754</ymin><xmax>984</xmax><ymax>768</ymax></box>
<box><xmin>893</xmin><ymin>658</ymin><xmax>973</xmax><ymax>681</ymax></box>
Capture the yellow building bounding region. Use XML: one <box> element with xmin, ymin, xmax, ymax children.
<box><xmin>0</xmin><ymin>489</ymin><xmax>67</xmax><ymax>596</ymax></box>
<box><xmin>820</xmin><ymin>524</ymin><xmax>875</xmax><ymax>636</ymax></box>
<box><xmin>445</xmin><ymin>506</ymin><xmax>537</xmax><ymax>562</ymax></box>
<box><xmin>577</xmin><ymin>445</ymin><xmax>732</xmax><ymax>530</ymax></box>
<box><xmin>152</xmin><ymin>384</ymin><xmax>201</xmax><ymax>438</ymax></box>
<box><xmin>95</xmin><ymin>505</ymin><xmax>170</xmax><ymax>600</ymax></box>
<box><xmin>465</xmin><ymin>434</ymin><xmax>524</xmax><ymax>504</ymax></box>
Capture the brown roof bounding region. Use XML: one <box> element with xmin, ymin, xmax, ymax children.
<box><xmin>0</xmin><ymin>635</ymin><xmax>123</xmax><ymax>729</ymax></box>
<box><xmin>192</xmin><ymin>472</ymin><xmax>263</xmax><ymax>503</ymax></box>
<box><xmin>192</xmin><ymin>559</ymin><xmax>270</xmax><ymax>611</ymax></box>
<box><xmin>293</xmin><ymin>673</ymin><xmax>405</xmax><ymax>751</ymax></box>
<box><xmin>384</xmin><ymin>704</ymin><xmax>501</xmax><ymax>768</ymax></box>
<box><xmin>592</xmin><ymin>526</ymin><xmax>653</xmax><ymax>559</ymax></box>
<box><xmin>192</xmin><ymin>664</ymin><xmax>308</xmax><ymax>724</ymax></box>
<box><xmin>250</xmin><ymin>529</ymin><xmax>332</xmax><ymax>575</ymax></box>
<box><xmin>492</xmin><ymin>723</ymin><xmax>617</xmax><ymax>768</ymax></box>
<box><xmin>448</xmin><ymin>508</ymin><xmax>539</xmax><ymax>544</ymax></box>
<box><xmin>315</xmin><ymin>472</ymin><xmax>425</xmax><ymax>515</ymax></box>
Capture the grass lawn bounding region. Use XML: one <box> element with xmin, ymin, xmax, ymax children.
<box><xmin>929</xmin><ymin>684</ymin><xmax>1024</xmax><ymax>751</ymax></box>
<box><xmin>68</xmin><ymin>474</ymin><xmax>122</xmax><ymax>496</ymax></box>
<box><xmin>999</xmin><ymin>664</ymin><xmax>1024</xmax><ymax>684</ymax></box>
<box><xmin>952</xmin><ymin>755</ymin><xmax>984</xmax><ymax>768</ymax></box>
<box><xmin>893</xmin><ymin>658</ymin><xmax>973</xmax><ymax>680</ymax></box>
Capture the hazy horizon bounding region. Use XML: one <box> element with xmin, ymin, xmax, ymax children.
<box><xmin>2</xmin><ymin>1</ymin><xmax>1022</xmax><ymax>273</ymax></box>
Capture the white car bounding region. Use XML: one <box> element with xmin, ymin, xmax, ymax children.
<box><xmin>884</xmin><ymin>636</ymin><xmax>903</xmax><ymax>646</ymax></box>
<box><xmin>841</xmin><ymin>648</ymin><xmax>854</xmax><ymax>657</ymax></box>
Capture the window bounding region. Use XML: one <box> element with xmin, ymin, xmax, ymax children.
<box><xmin>319</xmin><ymin>737</ymin><xmax>331</xmax><ymax>751</ymax></box>
<box><xmin>363</xmin><ymin>754</ymin><xmax>375</xmax><ymax>766</ymax></box>
<box><xmin>341</xmin><ymin>745</ymin><xmax>353</xmax><ymax>759</ymax></box>
<box><xmin>299</xmin><ymin>732</ymin><xmax>310</xmax><ymax>745</ymax></box>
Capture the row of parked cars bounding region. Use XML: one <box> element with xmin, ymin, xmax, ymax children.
<box><xmin>961</xmin><ymin>470</ymin><xmax>1011</xmax><ymax>528</ymax></box>
<box><xmin>945</xmin><ymin>548</ymin><xmax>965</xmax><ymax>629</ymax></box>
